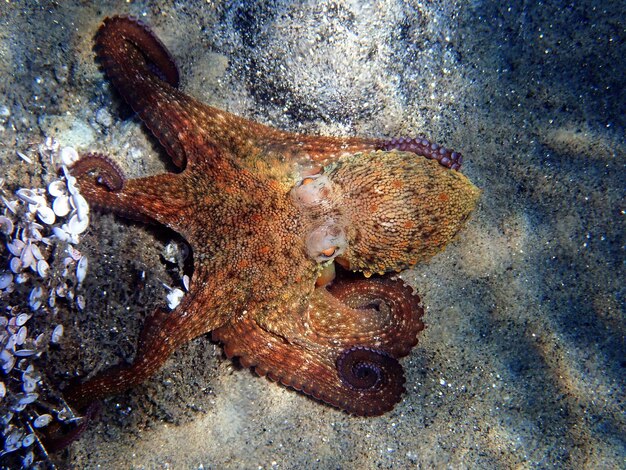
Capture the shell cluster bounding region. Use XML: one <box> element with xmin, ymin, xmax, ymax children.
<box><xmin>0</xmin><ymin>138</ymin><xmax>91</xmax><ymax>465</ymax></box>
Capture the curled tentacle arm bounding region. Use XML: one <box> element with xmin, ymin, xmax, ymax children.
<box><xmin>309</xmin><ymin>274</ymin><xmax>425</xmax><ymax>357</ymax></box>
<box><xmin>71</xmin><ymin>154</ymin><xmax>195</xmax><ymax>229</ymax></box>
<box><xmin>212</xmin><ymin>314</ymin><xmax>407</xmax><ymax>417</ymax></box>
<box><xmin>96</xmin><ymin>17</ymin><xmax>463</xmax><ymax>172</ymax></box>
<box><xmin>213</xmin><ymin>273</ymin><xmax>424</xmax><ymax>416</ymax></box>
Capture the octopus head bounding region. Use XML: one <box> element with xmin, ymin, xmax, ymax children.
<box><xmin>291</xmin><ymin>151</ymin><xmax>480</xmax><ymax>275</ymax></box>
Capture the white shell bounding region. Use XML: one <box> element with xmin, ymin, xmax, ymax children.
<box><xmin>52</xmin><ymin>226</ymin><xmax>71</xmax><ymax>242</ymax></box>
<box><xmin>11</xmin><ymin>403</ymin><xmax>27</xmax><ymax>412</ymax></box>
<box><xmin>30</xmin><ymin>244</ymin><xmax>43</xmax><ymax>261</ymax></box>
<box><xmin>0</xmin><ymin>272</ymin><xmax>12</xmax><ymax>289</ymax></box>
<box><xmin>37</xmin><ymin>259</ymin><xmax>49</xmax><ymax>278</ymax></box>
<box><xmin>0</xmin><ymin>215</ymin><xmax>13</xmax><ymax>235</ymax></box>
<box><xmin>0</xmin><ymin>348</ymin><xmax>13</xmax><ymax>362</ymax></box>
<box><xmin>7</xmin><ymin>239</ymin><xmax>25</xmax><ymax>256</ymax></box>
<box><xmin>9</xmin><ymin>257</ymin><xmax>23</xmax><ymax>273</ymax></box>
<box><xmin>15</xmin><ymin>188</ymin><xmax>40</xmax><ymax>205</ymax></box>
<box><xmin>66</xmin><ymin>174</ymin><xmax>79</xmax><ymax>195</ymax></box>
<box><xmin>52</xmin><ymin>195</ymin><xmax>71</xmax><ymax>216</ymax></box>
<box><xmin>76</xmin><ymin>256</ymin><xmax>88</xmax><ymax>284</ymax></box>
<box><xmin>17</xmin><ymin>150</ymin><xmax>32</xmax><ymax>163</ymax></box>
<box><xmin>68</xmin><ymin>214</ymin><xmax>89</xmax><ymax>235</ymax></box>
<box><xmin>16</xmin><ymin>313</ymin><xmax>31</xmax><ymax>326</ymax></box>
<box><xmin>30</xmin><ymin>227</ymin><xmax>43</xmax><ymax>242</ymax></box>
<box><xmin>48</xmin><ymin>180</ymin><xmax>67</xmax><ymax>197</ymax></box>
<box><xmin>17</xmin><ymin>392</ymin><xmax>39</xmax><ymax>405</ymax></box>
<box><xmin>183</xmin><ymin>274</ymin><xmax>190</xmax><ymax>291</ymax></box>
<box><xmin>67</xmin><ymin>245</ymin><xmax>82</xmax><ymax>261</ymax></box>
<box><xmin>27</xmin><ymin>195</ymin><xmax>47</xmax><ymax>211</ymax></box>
<box><xmin>5</xmin><ymin>428</ymin><xmax>21</xmax><ymax>447</ymax></box>
<box><xmin>36</xmin><ymin>205</ymin><xmax>56</xmax><ymax>225</ymax></box>
<box><xmin>20</xmin><ymin>244</ymin><xmax>35</xmax><ymax>269</ymax></box>
<box><xmin>15</xmin><ymin>326</ymin><xmax>27</xmax><ymax>345</ymax></box>
<box><xmin>1</xmin><ymin>195</ymin><xmax>18</xmax><ymax>214</ymax></box>
<box><xmin>76</xmin><ymin>295</ymin><xmax>85</xmax><ymax>310</ymax></box>
<box><xmin>0</xmin><ymin>381</ymin><xmax>5</xmax><ymax>398</ymax></box>
<box><xmin>22</xmin><ymin>450</ymin><xmax>34</xmax><ymax>466</ymax></box>
<box><xmin>60</xmin><ymin>146</ymin><xmax>79</xmax><ymax>166</ymax></box>
<box><xmin>34</xmin><ymin>333</ymin><xmax>46</xmax><ymax>348</ymax></box>
<box><xmin>29</xmin><ymin>287</ymin><xmax>43</xmax><ymax>311</ymax></box>
<box><xmin>55</xmin><ymin>283</ymin><xmax>68</xmax><ymax>297</ymax></box>
<box><xmin>51</xmin><ymin>324</ymin><xmax>64</xmax><ymax>343</ymax></box>
<box><xmin>33</xmin><ymin>414</ymin><xmax>53</xmax><ymax>428</ymax></box>
<box><xmin>2</xmin><ymin>355</ymin><xmax>16</xmax><ymax>373</ymax></box>
<box><xmin>14</xmin><ymin>349</ymin><xmax>37</xmax><ymax>357</ymax></box>
<box><xmin>71</xmin><ymin>193</ymin><xmax>89</xmax><ymax>221</ymax></box>
<box><xmin>22</xmin><ymin>376</ymin><xmax>37</xmax><ymax>393</ymax></box>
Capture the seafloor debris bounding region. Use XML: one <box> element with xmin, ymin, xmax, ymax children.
<box><xmin>0</xmin><ymin>138</ymin><xmax>90</xmax><ymax>467</ymax></box>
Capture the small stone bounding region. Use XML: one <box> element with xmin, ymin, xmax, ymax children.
<box><xmin>95</xmin><ymin>107</ymin><xmax>113</xmax><ymax>128</ymax></box>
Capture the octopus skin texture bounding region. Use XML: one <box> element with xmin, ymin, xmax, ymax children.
<box><xmin>53</xmin><ymin>15</ymin><xmax>480</xmax><ymax>440</ymax></box>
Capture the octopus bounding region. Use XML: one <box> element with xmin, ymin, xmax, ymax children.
<box><xmin>50</xmin><ymin>15</ymin><xmax>479</xmax><ymax>442</ymax></box>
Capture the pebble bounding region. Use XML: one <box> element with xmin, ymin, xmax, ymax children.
<box><xmin>95</xmin><ymin>107</ymin><xmax>113</xmax><ymax>128</ymax></box>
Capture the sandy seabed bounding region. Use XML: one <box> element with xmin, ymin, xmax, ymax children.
<box><xmin>0</xmin><ymin>1</ymin><xmax>623</xmax><ymax>468</ymax></box>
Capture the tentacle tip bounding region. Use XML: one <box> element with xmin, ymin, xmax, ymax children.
<box><xmin>70</xmin><ymin>153</ymin><xmax>126</xmax><ymax>191</ymax></box>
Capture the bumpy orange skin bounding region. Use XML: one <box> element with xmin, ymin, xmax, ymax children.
<box><xmin>56</xmin><ymin>15</ymin><xmax>479</xmax><ymax>439</ymax></box>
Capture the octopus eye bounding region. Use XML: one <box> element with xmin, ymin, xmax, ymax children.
<box><xmin>291</xmin><ymin>174</ymin><xmax>334</xmax><ymax>208</ymax></box>
<box><xmin>306</xmin><ymin>222</ymin><xmax>347</xmax><ymax>263</ymax></box>
<box><xmin>320</xmin><ymin>246</ymin><xmax>338</xmax><ymax>258</ymax></box>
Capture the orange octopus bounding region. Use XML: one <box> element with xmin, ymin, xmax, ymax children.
<box><xmin>50</xmin><ymin>16</ymin><xmax>479</xmax><ymax>443</ymax></box>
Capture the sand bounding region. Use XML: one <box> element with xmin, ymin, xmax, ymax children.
<box><xmin>0</xmin><ymin>1</ymin><xmax>623</xmax><ymax>468</ymax></box>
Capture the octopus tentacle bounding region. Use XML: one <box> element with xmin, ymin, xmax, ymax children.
<box><xmin>379</xmin><ymin>137</ymin><xmax>463</xmax><ymax>170</ymax></box>
<box><xmin>310</xmin><ymin>274</ymin><xmax>425</xmax><ymax>357</ymax></box>
<box><xmin>336</xmin><ymin>346</ymin><xmax>404</xmax><ymax>394</ymax></box>
<box><xmin>64</xmin><ymin>266</ymin><xmax>236</xmax><ymax>411</ymax></box>
<box><xmin>71</xmin><ymin>155</ymin><xmax>193</xmax><ymax>229</ymax></box>
<box><xmin>212</xmin><ymin>314</ymin><xmax>406</xmax><ymax>417</ymax></box>
<box><xmin>70</xmin><ymin>153</ymin><xmax>125</xmax><ymax>191</ymax></box>
<box><xmin>213</xmin><ymin>274</ymin><xmax>423</xmax><ymax>416</ymax></box>
<box><xmin>39</xmin><ymin>401</ymin><xmax>101</xmax><ymax>452</ymax></box>
<box><xmin>95</xmin><ymin>16</ymin><xmax>193</xmax><ymax>168</ymax></box>
<box><xmin>95</xmin><ymin>17</ymin><xmax>462</xmax><ymax>174</ymax></box>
